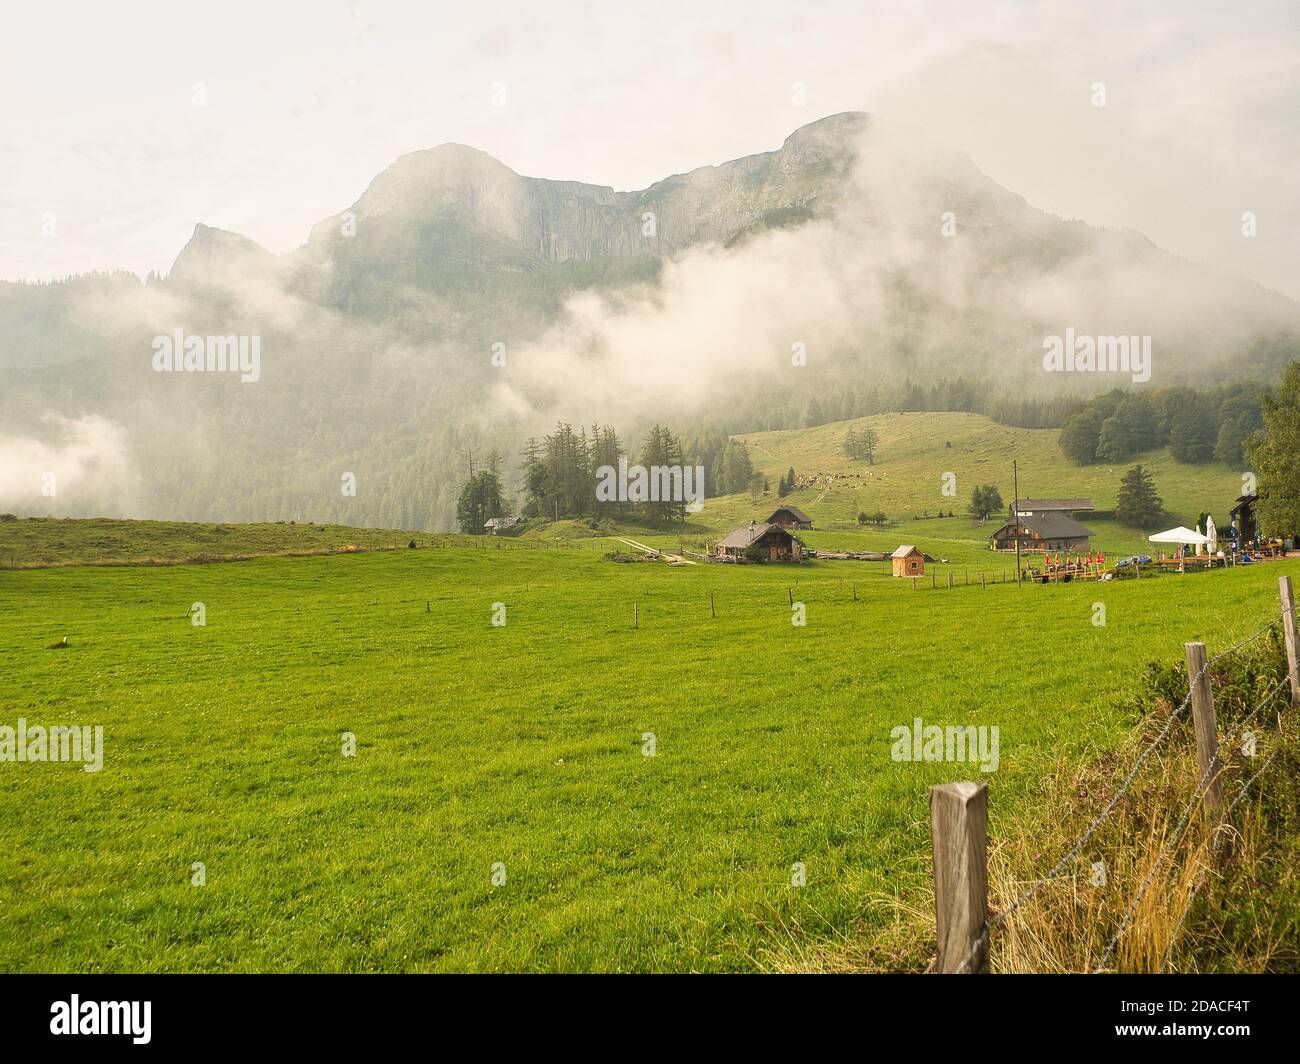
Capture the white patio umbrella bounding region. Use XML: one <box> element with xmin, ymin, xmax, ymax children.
<box><xmin>1149</xmin><ymin>525</ymin><xmax>1206</xmax><ymax>559</ymax></box>
<box><xmin>1148</xmin><ymin>526</ymin><xmax>1208</xmax><ymax>546</ymax></box>
<box><xmin>1150</xmin><ymin>526</ymin><xmax>1207</xmax><ymax>571</ymax></box>
<box><xmin>1205</xmin><ymin>515</ymin><xmax>1218</xmax><ymax>555</ymax></box>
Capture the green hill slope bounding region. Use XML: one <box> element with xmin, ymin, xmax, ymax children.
<box><xmin>697</xmin><ymin>411</ymin><xmax>1243</xmax><ymax>534</ymax></box>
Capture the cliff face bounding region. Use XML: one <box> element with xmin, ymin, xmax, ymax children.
<box><xmin>17</xmin><ymin>108</ymin><xmax>1298</xmax><ymax>379</ymax></box>
<box><xmin>9</xmin><ymin>109</ymin><xmax>1299</xmax><ymax>368</ymax></box>
<box><xmin>304</xmin><ymin>112</ymin><xmax>878</xmax><ymax>268</ymax></box>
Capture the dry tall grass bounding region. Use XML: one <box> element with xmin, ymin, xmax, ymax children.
<box><xmin>763</xmin><ymin>634</ymin><xmax>1300</xmax><ymax>973</ymax></box>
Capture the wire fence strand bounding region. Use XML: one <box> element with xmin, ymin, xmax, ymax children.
<box><xmin>1094</xmin><ymin>650</ymin><xmax>1293</xmax><ymax>971</ymax></box>
<box><xmin>953</xmin><ymin>600</ymin><xmax>1295</xmax><ymax>974</ymax></box>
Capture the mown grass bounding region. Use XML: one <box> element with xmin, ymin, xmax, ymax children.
<box><xmin>0</xmin><ymin>517</ymin><xmax>486</xmax><ymax>568</ymax></box>
<box><xmin>3</xmin><ymin>536</ymin><xmax>1296</xmax><ymax>972</ymax></box>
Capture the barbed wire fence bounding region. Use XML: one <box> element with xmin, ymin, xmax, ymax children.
<box><xmin>935</xmin><ymin>575</ymin><xmax>1300</xmax><ymax>975</ymax></box>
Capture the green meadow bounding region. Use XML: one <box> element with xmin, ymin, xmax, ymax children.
<box><xmin>3</xmin><ymin>531</ymin><xmax>1296</xmax><ymax>972</ymax></box>
<box><xmin>517</xmin><ymin>409</ymin><xmax>1245</xmax><ymax>565</ymax></box>
<box><xmin>0</xmin><ymin>517</ymin><xmax>455</xmax><ymax>568</ymax></box>
<box><xmin>723</xmin><ymin>410</ymin><xmax>1245</xmax><ymax>529</ymax></box>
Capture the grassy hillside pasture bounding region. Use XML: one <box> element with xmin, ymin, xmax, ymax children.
<box><xmin>3</xmin><ymin>544</ymin><xmax>1296</xmax><ymax>972</ymax></box>
<box><xmin>0</xmin><ymin>517</ymin><xmax>468</xmax><ymax>568</ymax></box>
<box><xmin>705</xmin><ymin>411</ymin><xmax>1244</xmax><ymax>534</ymax></box>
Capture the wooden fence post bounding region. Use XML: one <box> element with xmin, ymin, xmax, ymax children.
<box><xmin>710</xmin><ymin>591</ymin><xmax>716</xmax><ymax>619</ymax></box>
<box><xmin>981</xmin><ymin>573</ymin><xmax>985</xmax><ymax>590</ymax></box>
<box><xmin>930</xmin><ymin>781</ymin><xmax>989</xmax><ymax>973</ymax></box>
<box><xmin>1280</xmin><ymin>576</ymin><xmax>1300</xmax><ymax>709</ymax></box>
<box><xmin>947</xmin><ymin>573</ymin><xmax>953</xmax><ymax>590</ymax></box>
<box><xmin>634</xmin><ymin>603</ymin><xmax>639</xmax><ymax>629</ymax></box>
<box><xmin>912</xmin><ymin>576</ymin><xmax>917</xmax><ymax>591</ymax></box>
<box><xmin>931</xmin><ymin>573</ymin><xmax>936</xmax><ymax>590</ymax></box>
<box><xmin>1184</xmin><ymin>642</ymin><xmax>1223</xmax><ymax>811</ymax></box>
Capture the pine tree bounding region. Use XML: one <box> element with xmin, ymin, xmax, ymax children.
<box><xmin>639</xmin><ymin>424</ymin><xmax>687</xmax><ymax>525</ymax></box>
<box><xmin>712</xmin><ymin>440</ymin><xmax>755</xmax><ymax>495</ymax></box>
<box><xmin>588</xmin><ymin>423</ymin><xmax>623</xmax><ymax>517</ymax></box>
<box><xmin>456</xmin><ymin>469</ymin><xmax>507</xmax><ymax>533</ymax></box>
<box><xmin>1115</xmin><ymin>464</ymin><xmax>1164</xmax><ymax>529</ymax></box>
<box><xmin>520</xmin><ymin>438</ymin><xmax>546</xmax><ymax>518</ymax></box>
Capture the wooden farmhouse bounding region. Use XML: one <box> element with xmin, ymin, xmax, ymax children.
<box><xmin>891</xmin><ymin>545</ymin><xmax>925</xmax><ymax>577</ymax></box>
<box><xmin>988</xmin><ymin>513</ymin><xmax>1093</xmax><ymax>553</ymax></box>
<box><xmin>715</xmin><ymin>521</ymin><xmax>804</xmax><ymax>562</ymax></box>
<box><xmin>764</xmin><ymin>504</ymin><xmax>813</xmax><ymax>530</ymax></box>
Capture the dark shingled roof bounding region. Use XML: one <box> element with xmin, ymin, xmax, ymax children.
<box><xmin>718</xmin><ymin>522</ymin><xmax>796</xmax><ymax>549</ymax></box>
<box><xmin>766</xmin><ymin>505</ymin><xmax>812</xmax><ymax>524</ymax></box>
<box><xmin>1013</xmin><ymin>498</ymin><xmax>1094</xmax><ymax>513</ymax></box>
<box><xmin>991</xmin><ymin>513</ymin><xmax>1094</xmax><ymax>540</ymax></box>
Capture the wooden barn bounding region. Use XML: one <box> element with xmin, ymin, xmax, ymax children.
<box><xmin>891</xmin><ymin>545</ymin><xmax>925</xmax><ymax>577</ymax></box>
<box><xmin>715</xmin><ymin>521</ymin><xmax>804</xmax><ymax>562</ymax></box>
<box><xmin>764</xmin><ymin>504</ymin><xmax>813</xmax><ymax>530</ymax></box>
<box><xmin>988</xmin><ymin>513</ymin><xmax>1093</xmax><ymax>553</ymax></box>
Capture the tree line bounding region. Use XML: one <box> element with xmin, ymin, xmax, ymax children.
<box><xmin>1060</xmin><ymin>359</ymin><xmax>1300</xmax><ymax>537</ymax></box>
<box><xmin>1058</xmin><ymin>383</ymin><xmax>1265</xmax><ymax>467</ymax></box>
<box><xmin>457</xmin><ymin>423</ymin><xmax>776</xmax><ymax>533</ymax></box>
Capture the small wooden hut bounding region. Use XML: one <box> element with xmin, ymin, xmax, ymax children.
<box><xmin>891</xmin><ymin>545</ymin><xmax>925</xmax><ymax>577</ymax></box>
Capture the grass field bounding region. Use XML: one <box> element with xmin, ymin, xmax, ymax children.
<box><xmin>0</xmin><ymin>517</ymin><xmax>462</xmax><ymax>568</ymax></box>
<box><xmin>718</xmin><ymin>411</ymin><xmax>1245</xmax><ymax>532</ymax></box>
<box><xmin>2</xmin><ymin>411</ymin><xmax>1281</xmax><ymax>972</ymax></box>
<box><xmin>3</xmin><ymin>532</ymin><xmax>1297</xmax><ymax>972</ymax></box>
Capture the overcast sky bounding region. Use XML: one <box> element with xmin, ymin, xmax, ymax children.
<box><xmin>1</xmin><ymin>0</ymin><xmax>1296</xmax><ymax>297</ymax></box>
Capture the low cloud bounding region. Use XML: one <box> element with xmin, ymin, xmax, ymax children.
<box><xmin>0</xmin><ymin>414</ymin><xmax>132</xmax><ymax>512</ymax></box>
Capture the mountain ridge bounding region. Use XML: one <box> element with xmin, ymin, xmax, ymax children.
<box><xmin>4</xmin><ymin>112</ymin><xmax>1299</xmax><ymax>531</ymax></box>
